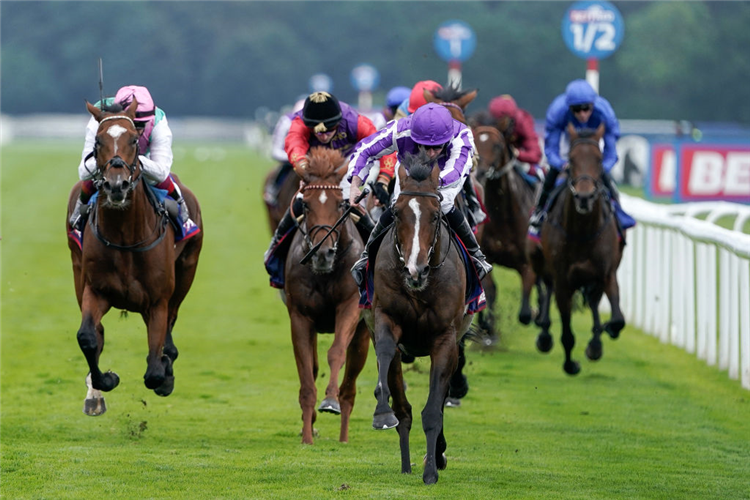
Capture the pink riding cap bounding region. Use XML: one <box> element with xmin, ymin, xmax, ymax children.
<box><xmin>114</xmin><ymin>85</ymin><xmax>156</xmax><ymax>123</ymax></box>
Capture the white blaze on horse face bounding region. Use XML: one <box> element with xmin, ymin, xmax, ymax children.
<box><xmin>106</xmin><ymin>125</ymin><xmax>127</xmax><ymax>155</ymax></box>
<box><xmin>479</xmin><ymin>133</ymin><xmax>489</xmax><ymax>143</ymax></box>
<box><xmin>318</xmin><ymin>191</ymin><xmax>328</xmax><ymax>205</ymax></box>
<box><xmin>406</xmin><ymin>198</ymin><xmax>421</xmax><ymax>274</ymax></box>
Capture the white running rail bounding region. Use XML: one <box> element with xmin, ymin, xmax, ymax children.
<box><xmin>618</xmin><ymin>194</ymin><xmax>750</xmax><ymax>389</ymax></box>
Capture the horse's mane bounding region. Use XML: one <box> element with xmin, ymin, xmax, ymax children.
<box><xmin>432</xmin><ymin>83</ymin><xmax>474</xmax><ymax>104</ymax></box>
<box><xmin>469</xmin><ymin>110</ymin><xmax>496</xmax><ymax>127</ymax></box>
<box><xmin>307</xmin><ymin>147</ymin><xmax>346</xmax><ymax>178</ymax></box>
<box><xmin>402</xmin><ymin>151</ymin><xmax>433</xmax><ymax>182</ymax></box>
<box><xmin>573</xmin><ymin>127</ymin><xmax>599</xmax><ymax>139</ymax></box>
<box><xmin>100</xmin><ymin>101</ymin><xmax>124</xmax><ymax>114</ymax></box>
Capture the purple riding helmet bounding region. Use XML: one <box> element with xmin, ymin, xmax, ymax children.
<box><xmin>410</xmin><ymin>103</ymin><xmax>454</xmax><ymax>146</ymax></box>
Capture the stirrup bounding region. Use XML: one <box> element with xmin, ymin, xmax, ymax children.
<box><xmin>473</xmin><ymin>258</ymin><xmax>492</xmax><ymax>280</ymax></box>
<box><xmin>351</xmin><ymin>256</ymin><xmax>368</xmax><ymax>287</ymax></box>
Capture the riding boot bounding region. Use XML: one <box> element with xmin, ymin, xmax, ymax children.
<box><xmin>265</xmin><ymin>197</ymin><xmax>304</xmax><ymax>261</ymax></box>
<box><xmin>600</xmin><ymin>170</ymin><xmax>620</xmax><ymax>204</ymax></box>
<box><xmin>69</xmin><ymin>198</ymin><xmax>90</xmax><ymax>231</ymax></box>
<box><xmin>529</xmin><ymin>167</ymin><xmax>560</xmax><ymax>233</ymax></box>
<box><xmin>264</xmin><ymin>162</ymin><xmax>294</xmax><ymax>206</ymax></box>
<box><xmin>462</xmin><ymin>176</ymin><xmax>486</xmax><ymax>225</ymax></box>
<box><xmin>351</xmin><ymin>207</ymin><xmax>394</xmax><ymax>287</ymax></box>
<box><xmin>445</xmin><ymin>207</ymin><xmax>493</xmax><ymax>280</ymax></box>
<box><xmin>169</xmin><ymin>182</ymin><xmax>199</xmax><ymax>241</ymax></box>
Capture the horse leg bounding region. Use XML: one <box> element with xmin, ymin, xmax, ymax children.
<box><xmin>143</xmin><ymin>300</ymin><xmax>171</xmax><ymax>393</ymax></box>
<box><xmin>78</xmin><ymin>288</ymin><xmax>118</xmax><ymax>416</ymax></box>
<box><xmin>603</xmin><ymin>271</ymin><xmax>626</xmax><ymax>339</ymax></box>
<box><xmin>337</xmin><ymin>320</ymin><xmax>370</xmax><ymax>443</ymax></box>
<box><xmin>478</xmin><ymin>273</ymin><xmax>499</xmax><ymax>345</ymax></box>
<box><xmin>536</xmin><ymin>278</ymin><xmax>554</xmax><ymax>353</ymax></box>
<box><xmin>319</xmin><ymin>300</ymin><xmax>360</xmax><ymax>415</ymax></box>
<box><xmin>388</xmin><ymin>352</ymin><xmax>413</xmax><ymax>474</ymax></box>
<box><xmin>556</xmin><ymin>288</ymin><xmax>580</xmax><ymax>375</ymax></box>
<box><xmin>372</xmin><ymin>316</ymin><xmax>400</xmax><ymax>430</ymax></box>
<box><xmin>585</xmin><ymin>287</ymin><xmax>605</xmax><ymax>361</ymax></box>
<box><xmin>446</xmin><ymin>339</ymin><xmax>468</xmax><ymax>407</ymax></box>
<box><xmin>518</xmin><ymin>264</ymin><xmax>535</xmax><ymax>325</ymax></box>
<box><xmin>290</xmin><ymin>313</ymin><xmax>318</xmax><ymax>444</ymax></box>
<box><xmin>422</xmin><ymin>334</ymin><xmax>458</xmax><ymax>485</ymax></box>
<box><xmin>534</xmin><ymin>276</ymin><xmax>546</xmax><ymax>327</ymax></box>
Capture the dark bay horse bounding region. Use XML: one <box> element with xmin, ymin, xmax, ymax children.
<box><xmin>66</xmin><ymin>100</ymin><xmax>203</xmax><ymax>415</ymax></box>
<box><xmin>473</xmin><ymin>125</ymin><xmax>542</xmax><ymax>343</ymax></box>
<box><xmin>365</xmin><ymin>153</ymin><xmax>474</xmax><ymax>484</ymax></box>
<box><xmin>527</xmin><ymin>124</ymin><xmax>626</xmax><ymax>375</ymax></box>
<box><xmin>283</xmin><ymin>147</ymin><xmax>370</xmax><ymax>444</ymax></box>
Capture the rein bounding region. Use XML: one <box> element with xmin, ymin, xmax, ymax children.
<box><xmin>439</xmin><ymin>102</ymin><xmax>466</xmax><ymax>123</ymax></box>
<box><xmin>297</xmin><ymin>183</ymin><xmax>347</xmax><ymax>259</ymax></box>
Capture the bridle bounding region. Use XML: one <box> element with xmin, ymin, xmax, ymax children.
<box><xmin>296</xmin><ymin>183</ymin><xmax>350</xmax><ymax>258</ymax></box>
<box><xmin>93</xmin><ymin>115</ymin><xmax>143</xmax><ymax>194</ymax></box>
<box><xmin>567</xmin><ymin>137</ymin><xmax>604</xmax><ymax>201</ymax></box>
<box><xmin>474</xmin><ymin>126</ymin><xmax>514</xmax><ymax>181</ymax></box>
<box><xmin>393</xmin><ymin>190</ymin><xmax>450</xmax><ymax>270</ymax></box>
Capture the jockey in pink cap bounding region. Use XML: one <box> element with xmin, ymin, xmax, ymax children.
<box><xmin>70</xmin><ymin>85</ymin><xmax>199</xmax><ymax>242</ymax></box>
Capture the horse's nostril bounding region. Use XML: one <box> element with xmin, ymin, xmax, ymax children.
<box><xmin>121</xmin><ymin>180</ymin><xmax>130</xmax><ymax>191</ymax></box>
<box><xmin>103</xmin><ymin>181</ymin><xmax>111</xmax><ymax>191</ymax></box>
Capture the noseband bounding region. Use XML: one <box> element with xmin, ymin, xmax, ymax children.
<box><xmin>297</xmin><ymin>183</ymin><xmax>346</xmax><ymax>256</ymax></box>
<box><xmin>394</xmin><ymin>190</ymin><xmax>447</xmax><ymax>268</ymax></box>
<box><xmin>567</xmin><ymin>137</ymin><xmax>604</xmax><ymax>200</ymax></box>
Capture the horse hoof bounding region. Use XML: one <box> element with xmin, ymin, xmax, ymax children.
<box><xmin>436</xmin><ymin>452</ymin><xmax>447</xmax><ymax>470</ymax></box>
<box><xmin>154</xmin><ymin>376</ymin><xmax>175</xmax><ymax>397</ymax></box>
<box><xmin>100</xmin><ymin>371</ymin><xmax>120</xmax><ymax>392</ymax></box>
<box><xmin>423</xmin><ymin>471</ymin><xmax>439</xmax><ymax>485</ymax></box>
<box><xmin>585</xmin><ymin>343</ymin><xmax>603</xmax><ymax>361</ymax></box>
<box><xmin>482</xmin><ymin>334</ymin><xmax>498</xmax><ymax>347</ymax></box>
<box><xmin>83</xmin><ymin>397</ymin><xmax>107</xmax><ymax>416</ymax></box>
<box><xmin>564</xmin><ymin>360</ymin><xmax>581</xmax><ymax>376</ymax></box>
<box><xmin>518</xmin><ymin>310</ymin><xmax>532</xmax><ymax>325</ymax></box>
<box><xmin>605</xmin><ymin>319</ymin><xmax>625</xmax><ymax>339</ymax></box>
<box><xmin>536</xmin><ymin>333</ymin><xmax>553</xmax><ymax>353</ymax></box>
<box><xmin>318</xmin><ymin>398</ymin><xmax>341</xmax><ymax>414</ymax></box>
<box><xmin>444</xmin><ymin>397</ymin><xmax>462</xmax><ymax>408</ymax></box>
<box><xmin>372</xmin><ymin>411</ymin><xmax>399</xmax><ymax>430</ymax></box>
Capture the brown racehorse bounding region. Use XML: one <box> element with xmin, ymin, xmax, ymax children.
<box><xmin>283</xmin><ymin>147</ymin><xmax>370</xmax><ymax>444</ymax></box>
<box><xmin>473</xmin><ymin>125</ymin><xmax>543</xmax><ymax>343</ymax></box>
<box><xmin>263</xmin><ymin>162</ymin><xmax>301</xmax><ymax>234</ymax></box>
<box><xmin>365</xmin><ymin>152</ymin><xmax>474</xmax><ymax>484</ymax></box>
<box><xmin>527</xmin><ymin>124</ymin><xmax>626</xmax><ymax>375</ymax></box>
<box><xmin>67</xmin><ymin>100</ymin><xmax>203</xmax><ymax>415</ymax></box>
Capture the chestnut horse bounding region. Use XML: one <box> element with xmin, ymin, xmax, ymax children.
<box><xmin>365</xmin><ymin>152</ymin><xmax>474</xmax><ymax>484</ymax></box>
<box><xmin>527</xmin><ymin>124</ymin><xmax>626</xmax><ymax>375</ymax></box>
<box><xmin>66</xmin><ymin>100</ymin><xmax>203</xmax><ymax>415</ymax></box>
<box><xmin>473</xmin><ymin>125</ymin><xmax>542</xmax><ymax>344</ymax></box>
<box><xmin>283</xmin><ymin>147</ymin><xmax>370</xmax><ymax>444</ymax></box>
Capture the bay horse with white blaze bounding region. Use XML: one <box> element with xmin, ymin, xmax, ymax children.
<box><xmin>365</xmin><ymin>152</ymin><xmax>474</xmax><ymax>484</ymax></box>
<box><xmin>283</xmin><ymin>147</ymin><xmax>370</xmax><ymax>444</ymax></box>
<box><xmin>527</xmin><ymin>124</ymin><xmax>626</xmax><ymax>375</ymax></box>
<box><xmin>67</xmin><ymin>99</ymin><xmax>203</xmax><ymax>415</ymax></box>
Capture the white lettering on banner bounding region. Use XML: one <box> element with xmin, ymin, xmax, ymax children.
<box><xmin>658</xmin><ymin>149</ymin><xmax>676</xmax><ymax>193</ymax></box>
<box><xmin>689</xmin><ymin>152</ymin><xmax>724</xmax><ymax>195</ymax></box>
<box><xmin>725</xmin><ymin>152</ymin><xmax>750</xmax><ymax>196</ymax></box>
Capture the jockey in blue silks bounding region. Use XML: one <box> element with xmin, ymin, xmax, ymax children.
<box><xmin>347</xmin><ymin>102</ymin><xmax>493</xmax><ymax>286</ymax></box>
<box><xmin>529</xmin><ymin>78</ymin><xmax>634</xmax><ymax>237</ymax></box>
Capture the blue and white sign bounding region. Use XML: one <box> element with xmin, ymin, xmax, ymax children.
<box><xmin>433</xmin><ymin>20</ymin><xmax>476</xmax><ymax>63</ymax></box>
<box><xmin>562</xmin><ymin>1</ymin><xmax>624</xmax><ymax>60</ymax></box>
<box><xmin>309</xmin><ymin>73</ymin><xmax>333</xmax><ymax>93</ymax></box>
<box><xmin>350</xmin><ymin>64</ymin><xmax>380</xmax><ymax>92</ymax></box>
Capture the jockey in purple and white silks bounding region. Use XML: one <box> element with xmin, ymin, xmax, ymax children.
<box><xmin>529</xmin><ymin>79</ymin><xmax>632</xmax><ymax>237</ymax></box>
<box><xmin>70</xmin><ymin>85</ymin><xmax>199</xmax><ymax>242</ymax></box>
<box><xmin>347</xmin><ymin>102</ymin><xmax>493</xmax><ymax>285</ymax></box>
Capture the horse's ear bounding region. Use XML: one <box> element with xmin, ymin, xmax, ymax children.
<box><xmin>397</xmin><ymin>163</ymin><xmax>408</xmax><ymax>185</ymax></box>
<box><xmin>594</xmin><ymin>123</ymin><xmax>606</xmax><ymax>141</ymax></box>
<box><xmin>334</xmin><ymin>162</ymin><xmax>348</xmax><ymax>182</ymax></box>
<box><xmin>567</xmin><ymin>122</ymin><xmax>578</xmax><ymax>141</ymax></box>
<box><xmin>456</xmin><ymin>89</ymin><xmax>478</xmax><ymax>109</ymax></box>
<box><xmin>86</xmin><ymin>100</ymin><xmax>103</xmax><ymax>121</ymax></box>
<box><xmin>125</xmin><ymin>99</ymin><xmax>138</xmax><ymax>120</ymax></box>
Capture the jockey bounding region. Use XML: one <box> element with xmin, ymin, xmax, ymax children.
<box><xmin>264</xmin><ymin>91</ymin><xmax>378</xmax><ymax>260</ymax></box>
<box><xmin>70</xmin><ymin>85</ymin><xmax>200</xmax><ymax>242</ymax></box>
<box><xmin>347</xmin><ymin>102</ymin><xmax>493</xmax><ymax>285</ymax></box>
<box><xmin>383</xmin><ymin>86</ymin><xmax>411</xmax><ymax>122</ymax></box>
<box><xmin>529</xmin><ymin>79</ymin><xmax>622</xmax><ymax>236</ymax></box>
<box><xmin>264</xmin><ymin>97</ymin><xmax>305</xmax><ymax>206</ymax></box>
<box><xmin>488</xmin><ymin>94</ymin><xmax>544</xmax><ymax>179</ymax></box>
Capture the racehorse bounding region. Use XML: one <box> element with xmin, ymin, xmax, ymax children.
<box><xmin>473</xmin><ymin>125</ymin><xmax>543</xmax><ymax>343</ymax></box>
<box><xmin>365</xmin><ymin>152</ymin><xmax>474</xmax><ymax>484</ymax></box>
<box><xmin>263</xmin><ymin>162</ymin><xmax>301</xmax><ymax>233</ymax></box>
<box><xmin>283</xmin><ymin>147</ymin><xmax>370</xmax><ymax>444</ymax></box>
<box><xmin>66</xmin><ymin>99</ymin><xmax>203</xmax><ymax>415</ymax></box>
<box><xmin>424</xmin><ymin>83</ymin><xmax>478</xmax><ymax>124</ymax></box>
<box><xmin>527</xmin><ymin>124</ymin><xmax>626</xmax><ymax>375</ymax></box>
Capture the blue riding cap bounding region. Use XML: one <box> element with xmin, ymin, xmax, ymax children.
<box><xmin>565</xmin><ymin>79</ymin><xmax>598</xmax><ymax>106</ymax></box>
<box><xmin>386</xmin><ymin>86</ymin><xmax>411</xmax><ymax>108</ymax></box>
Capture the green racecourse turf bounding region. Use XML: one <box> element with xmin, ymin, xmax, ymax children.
<box><xmin>2</xmin><ymin>141</ymin><xmax>749</xmax><ymax>499</ymax></box>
